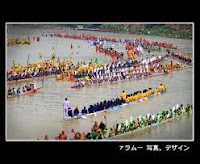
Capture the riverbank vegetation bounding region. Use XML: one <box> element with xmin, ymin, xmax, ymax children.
<box><xmin>8</xmin><ymin>24</ymin><xmax>192</xmax><ymax>39</ymax></box>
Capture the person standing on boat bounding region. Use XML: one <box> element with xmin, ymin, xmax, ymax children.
<box><xmin>120</xmin><ymin>91</ymin><xmax>126</xmax><ymax>103</ymax></box>
<box><xmin>63</xmin><ymin>98</ymin><xmax>71</xmax><ymax>119</ymax></box>
<box><xmin>170</xmin><ymin>60</ymin><xmax>173</xmax><ymax>72</ymax></box>
<box><xmin>33</xmin><ymin>83</ymin><xmax>36</xmax><ymax>90</ymax></box>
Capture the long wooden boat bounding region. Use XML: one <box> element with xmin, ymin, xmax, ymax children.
<box><xmin>170</xmin><ymin>55</ymin><xmax>192</xmax><ymax>66</ymax></box>
<box><xmin>7</xmin><ymin>74</ymin><xmax>54</xmax><ymax>84</ymax></box>
<box><xmin>63</xmin><ymin>90</ymin><xmax>166</xmax><ymax>121</ymax></box>
<box><xmin>7</xmin><ymin>85</ymin><xmax>43</xmax><ymax>98</ymax></box>
<box><xmin>70</xmin><ymin>64</ymin><xmax>192</xmax><ymax>89</ymax></box>
<box><xmin>21</xmin><ymin>85</ymin><xmax>43</xmax><ymax>95</ymax></box>
<box><xmin>109</xmin><ymin>110</ymin><xmax>192</xmax><ymax>140</ymax></box>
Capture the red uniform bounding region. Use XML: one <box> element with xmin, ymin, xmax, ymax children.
<box><xmin>170</xmin><ymin>60</ymin><xmax>173</xmax><ymax>72</ymax></box>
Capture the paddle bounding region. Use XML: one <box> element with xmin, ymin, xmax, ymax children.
<box><xmin>81</xmin><ymin>115</ymin><xmax>87</xmax><ymax>119</ymax></box>
<box><xmin>27</xmin><ymin>53</ymin><xmax>30</xmax><ymax>65</ymax></box>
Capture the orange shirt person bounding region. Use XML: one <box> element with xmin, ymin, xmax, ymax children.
<box><xmin>60</xmin><ymin>131</ymin><xmax>67</xmax><ymax>140</ymax></box>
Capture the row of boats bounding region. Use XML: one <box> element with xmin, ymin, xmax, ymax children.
<box><xmin>7</xmin><ymin>31</ymin><xmax>193</xmax><ymax>140</ymax></box>
<box><xmin>7</xmin><ymin>31</ymin><xmax>193</xmax><ymax>83</ymax></box>
<box><xmin>45</xmin><ymin>32</ymin><xmax>180</xmax><ymax>50</ymax></box>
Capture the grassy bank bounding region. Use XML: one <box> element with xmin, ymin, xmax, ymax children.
<box><xmin>84</xmin><ymin>24</ymin><xmax>192</xmax><ymax>39</ymax></box>
<box><xmin>140</xmin><ymin>25</ymin><xmax>192</xmax><ymax>39</ymax></box>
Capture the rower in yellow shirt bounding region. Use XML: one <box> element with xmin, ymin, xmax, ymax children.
<box><xmin>132</xmin><ymin>95</ymin><xmax>136</xmax><ymax>101</ymax></box>
<box><xmin>129</xmin><ymin>95</ymin><xmax>134</xmax><ymax>102</ymax></box>
<box><xmin>52</xmin><ymin>52</ymin><xmax>55</xmax><ymax>60</ymax></box>
<box><xmin>51</xmin><ymin>59</ymin><xmax>54</xmax><ymax>65</ymax></box>
<box><xmin>149</xmin><ymin>88</ymin><xmax>153</xmax><ymax>95</ymax></box>
<box><xmin>146</xmin><ymin>90</ymin><xmax>150</xmax><ymax>97</ymax></box>
<box><xmin>125</xmin><ymin>96</ymin><xmax>129</xmax><ymax>102</ymax></box>
<box><xmin>143</xmin><ymin>91</ymin><xmax>147</xmax><ymax>98</ymax></box>
<box><xmin>120</xmin><ymin>91</ymin><xmax>127</xmax><ymax>102</ymax></box>
<box><xmin>140</xmin><ymin>92</ymin><xmax>144</xmax><ymax>99</ymax></box>
<box><xmin>138</xmin><ymin>92</ymin><xmax>142</xmax><ymax>99</ymax></box>
<box><xmin>39</xmin><ymin>51</ymin><xmax>43</xmax><ymax>58</ymax></box>
<box><xmin>158</xmin><ymin>84</ymin><xmax>165</xmax><ymax>92</ymax></box>
<box><xmin>134</xmin><ymin>94</ymin><xmax>139</xmax><ymax>101</ymax></box>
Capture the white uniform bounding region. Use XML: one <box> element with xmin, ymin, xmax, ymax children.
<box><xmin>64</xmin><ymin>100</ymin><xmax>70</xmax><ymax>118</ymax></box>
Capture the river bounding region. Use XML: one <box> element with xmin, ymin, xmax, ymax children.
<box><xmin>6</xmin><ymin>25</ymin><xmax>193</xmax><ymax>140</ymax></box>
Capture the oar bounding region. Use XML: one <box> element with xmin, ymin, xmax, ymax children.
<box><xmin>42</xmin><ymin>77</ymin><xmax>44</xmax><ymax>87</ymax></box>
<box><xmin>27</xmin><ymin>53</ymin><xmax>30</xmax><ymax>65</ymax></box>
<box><xmin>81</xmin><ymin>115</ymin><xmax>87</xmax><ymax>119</ymax></box>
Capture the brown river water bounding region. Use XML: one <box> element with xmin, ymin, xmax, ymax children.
<box><xmin>6</xmin><ymin>25</ymin><xmax>193</xmax><ymax>140</ymax></box>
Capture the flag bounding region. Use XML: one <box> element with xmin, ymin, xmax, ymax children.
<box><xmin>12</xmin><ymin>60</ymin><xmax>16</xmax><ymax>68</ymax></box>
<box><xmin>170</xmin><ymin>60</ymin><xmax>173</xmax><ymax>72</ymax></box>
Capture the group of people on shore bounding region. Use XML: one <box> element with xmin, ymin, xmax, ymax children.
<box><xmin>64</xmin><ymin>84</ymin><xmax>166</xmax><ymax>119</ymax></box>
<box><xmin>42</xmin><ymin>103</ymin><xmax>192</xmax><ymax>140</ymax></box>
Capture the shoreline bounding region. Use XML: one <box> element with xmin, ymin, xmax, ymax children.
<box><xmin>7</xmin><ymin>25</ymin><xmax>192</xmax><ymax>40</ymax></box>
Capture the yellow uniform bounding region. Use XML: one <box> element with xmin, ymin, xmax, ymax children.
<box><xmin>135</xmin><ymin>94</ymin><xmax>139</xmax><ymax>100</ymax></box>
<box><xmin>158</xmin><ymin>85</ymin><xmax>165</xmax><ymax>91</ymax></box>
<box><xmin>150</xmin><ymin>90</ymin><xmax>153</xmax><ymax>95</ymax></box>
<box><xmin>132</xmin><ymin>95</ymin><xmax>136</xmax><ymax>101</ymax></box>
<box><xmin>125</xmin><ymin>97</ymin><xmax>129</xmax><ymax>102</ymax></box>
<box><xmin>121</xmin><ymin>92</ymin><xmax>126</xmax><ymax>100</ymax></box>
<box><xmin>39</xmin><ymin>51</ymin><xmax>43</xmax><ymax>58</ymax></box>
<box><xmin>146</xmin><ymin>91</ymin><xmax>150</xmax><ymax>97</ymax></box>
<box><xmin>130</xmin><ymin>96</ymin><xmax>134</xmax><ymax>102</ymax></box>
<box><xmin>143</xmin><ymin>92</ymin><xmax>147</xmax><ymax>98</ymax></box>
<box><xmin>162</xmin><ymin>85</ymin><xmax>166</xmax><ymax>90</ymax></box>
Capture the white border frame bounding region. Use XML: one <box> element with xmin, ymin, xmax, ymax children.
<box><xmin>5</xmin><ymin>22</ymin><xmax>194</xmax><ymax>142</ymax></box>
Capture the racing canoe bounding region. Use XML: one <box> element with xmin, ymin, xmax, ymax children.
<box><xmin>7</xmin><ymin>85</ymin><xmax>43</xmax><ymax>98</ymax></box>
<box><xmin>64</xmin><ymin>90</ymin><xmax>166</xmax><ymax>121</ymax></box>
